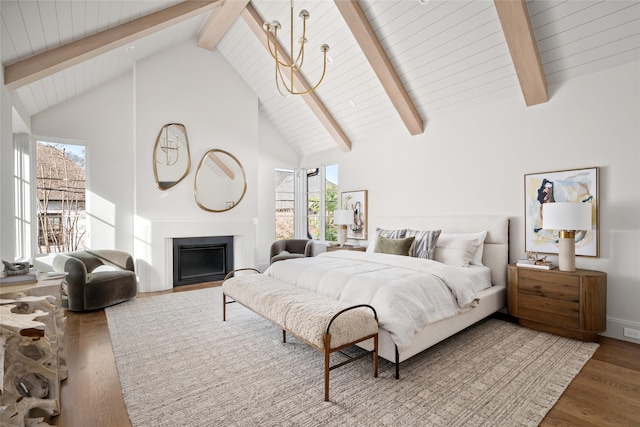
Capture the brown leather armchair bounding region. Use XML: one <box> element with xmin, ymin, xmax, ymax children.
<box><xmin>270</xmin><ymin>239</ymin><xmax>314</xmax><ymax>264</ymax></box>
<box><xmin>53</xmin><ymin>250</ymin><xmax>137</xmax><ymax>311</ymax></box>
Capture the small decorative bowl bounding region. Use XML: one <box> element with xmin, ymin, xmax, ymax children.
<box><xmin>4</xmin><ymin>262</ymin><xmax>30</xmax><ymax>276</ymax></box>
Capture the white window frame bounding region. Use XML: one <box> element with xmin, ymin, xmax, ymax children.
<box><xmin>299</xmin><ymin>164</ymin><xmax>337</xmax><ymax>242</ymax></box>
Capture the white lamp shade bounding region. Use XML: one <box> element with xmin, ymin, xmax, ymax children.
<box><xmin>334</xmin><ymin>210</ymin><xmax>352</xmax><ymax>225</ymax></box>
<box><xmin>542</xmin><ymin>202</ymin><xmax>592</xmax><ymax>231</ymax></box>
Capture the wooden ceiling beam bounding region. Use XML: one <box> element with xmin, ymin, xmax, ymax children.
<box><xmin>335</xmin><ymin>0</ymin><xmax>424</xmax><ymax>136</ymax></box>
<box><xmin>241</xmin><ymin>2</ymin><xmax>352</xmax><ymax>152</ymax></box>
<box><xmin>494</xmin><ymin>0</ymin><xmax>548</xmax><ymax>106</ymax></box>
<box><xmin>198</xmin><ymin>0</ymin><xmax>250</xmax><ymax>50</ymax></box>
<box><xmin>4</xmin><ymin>0</ymin><xmax>222</xmax><ymax>90</ymax></box>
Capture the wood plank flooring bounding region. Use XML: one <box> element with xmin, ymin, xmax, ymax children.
<box><xmin>54</xmin><ymin>283</ymin><xmax>640</xmax><ymax>427</ymax></box>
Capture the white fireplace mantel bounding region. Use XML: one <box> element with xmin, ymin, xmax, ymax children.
<box><xmin>134</xmin><ymin>218</ymin><xmax>258</xmax><ymax>293</ymax></box>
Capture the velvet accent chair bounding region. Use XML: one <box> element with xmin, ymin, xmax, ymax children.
<box><xmin>52</xmin><ymin>250</ymin><xmax>138</xmax><ymax>311</ymax></box>
<box><xmin>270</xmin><ymin>239</ymin><xmax>314</xmax><ymax>264</ymax></box>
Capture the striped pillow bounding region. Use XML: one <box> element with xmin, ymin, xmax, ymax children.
<box><xmin>406</xmin><ymin>229</ymin><xmax>441</xmax><ymax>259</ymax></box>
<box><xmin>366</xmin><ymin>228</ymin><xmax>407</xmax><ymax>253</ymax></box>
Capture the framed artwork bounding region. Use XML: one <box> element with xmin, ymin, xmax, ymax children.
<box><xmin>524</xmin><ymin>167</ymin><xmax>599</xmax><ymax>257</ymax></box>
<box><xmin>341</xmin><ymin>190</ymin><xmax>368</xmax><ymax>240</ymax></box>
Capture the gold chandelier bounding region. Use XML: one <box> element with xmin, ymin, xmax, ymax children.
<box><xmin>263</xmin><ymin>0</ymin><xmax>330</xmax><ymax>96</ymax></box>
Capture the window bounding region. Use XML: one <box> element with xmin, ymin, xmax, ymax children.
<box><xmin>36</xmin><ymin>141</ymin><xmax>86</xmax><ymax>253</ymax></box>
<box><xmin>275</xmin><ymin>164</ymin><xmax>338</xmax><ymax>242</ymax></box>
<box><xmin>275</xmin><ymin>169</ymin><xmax>295</xmax><ymax>239</ymax></box>
<box><xmin>307</xmin><ymin>164</ymin><xmax>338</xmax><ymax>241</ymax></box>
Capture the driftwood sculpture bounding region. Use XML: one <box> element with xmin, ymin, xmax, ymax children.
<box><xmin>1</xmin><ymin>287</ymin><xmax>66</xmax><ymax>427</ymax></box>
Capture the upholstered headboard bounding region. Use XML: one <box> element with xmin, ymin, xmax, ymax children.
<box><xmin>368</xmin><ymin>216</ymin><xmax>510</xmax><ymax>287</ymax></box>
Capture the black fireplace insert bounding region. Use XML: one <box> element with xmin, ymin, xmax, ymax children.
<box><xmin>172</xmin><ymin>236</ymin><xmax>233</xmax><ymax>287</ymax></box>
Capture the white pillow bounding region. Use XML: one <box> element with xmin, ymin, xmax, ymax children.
<box><xmin>92</xmin><ymin>265</ymin><xmax>120</xmax><ymax>273</ymax></box>
<box><xmin>434</xmin><ymin>231</ymin><xmax>487</xmax><ymax>267</ymax></box>
<box><xmin>366</xmin><ymin>228</ymin><xmax>407</xmax><ymax>253</ymax></box>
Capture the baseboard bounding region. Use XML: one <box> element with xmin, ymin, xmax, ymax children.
<box><xmin>601</xmin><ymin>317</ymin><xmax>640</xmax><ymax>344</ymax></box>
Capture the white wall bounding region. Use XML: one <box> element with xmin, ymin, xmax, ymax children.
<box><xmin>29</xmin><ymin>41</ymin><xmax>296</xmax><ymax>291</ymax></box>
<box><xmin>257</xmin><ymin>112</ymin><xmax>300</xmax><ymax>270</ymax></box>
<box><xmin>0</xmin><ymin>65</ymin><xmax>14</xmax><ymax>261</ymax></box>
<box><xmin>32</xmin><ymin>73</ymin><xmax>135</xmax><ymax>254</ymax></box>
<box><xmin>133</xmin><ymin>42</ymin><xmax>262</xmax><ymax>292</ymax></box>
<box><xmin>302</xmin><ymin>61</ymin><xmax>640</xmax><ymax>343</ymax></box>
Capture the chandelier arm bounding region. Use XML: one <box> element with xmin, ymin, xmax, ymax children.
<box><xmin>287</xmin><ymin>50</ymin><xmax>328</xmax><ymax>95</ymax></box>
<box><xmin>292</xmin><ymin>15</ymin><xmax>307</xmax><ymax>69</ymax></box>
<box><xmin>266</xmin><ymin>0</ymin><xmax>329</xmax><ymax>96</ymax></box>
<box><xmin>266</xmin><ymin>27</ymin><xmax>294</xmax><ymax>67</ymax></box>
<box><xmin>275</xmin><ymin>62</ymin><xmax>292</xmax><ymax>96</ymax></box>
<box><xmin>275</xmin><ymin>61</ymin><xmax>295</xmax><ymax>95</ymax></box>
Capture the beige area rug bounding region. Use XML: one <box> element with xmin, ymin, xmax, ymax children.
<box><xmin>105</xmin><ymin>287</ymin><xmax>598</xmax><ymax>427</ymax></box>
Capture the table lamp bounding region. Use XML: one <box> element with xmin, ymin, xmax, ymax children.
<box><xmin>542</xmin><ymin>202</ymin><xmax>592</xmax><ymax>272</ymax></box>
<box><xmin>334</xmin><ymin>210</ymin><xmax>353</xmax><ymax>247</ymax></box>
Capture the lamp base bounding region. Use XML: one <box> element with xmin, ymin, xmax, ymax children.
<box><xmin>338</xmin><ymin>226</ymin><xmax>347</xmax><ymax>247</ymax></box>
<box><xmin>558</xmin><ymin>235</ymin><xmax>576</xmax><ymax>272</ymax></box>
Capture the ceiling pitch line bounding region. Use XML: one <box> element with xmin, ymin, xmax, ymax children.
<box><xmin>198</xmin><ymin>0</ymin><xmax>251</xmax><ymax>50</ymax></box>
<box><xmin>334</xmin><ymin>0</ymin><xmax>425</xmax><ymax>136</ymax></box>
<box><xmin>4</xmin><ymin>0</ymin><xmax>223</xmax><ymax>90</ymax></box>
<box><xmin>493</xmin><ymin>0</ymin><xmax>548</xmax><ymax>106</ymax></box>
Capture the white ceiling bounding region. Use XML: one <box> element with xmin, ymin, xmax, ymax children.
<box><xmin>2</xmin><ymin>0</ymin><xmax>639</xmax><ymax>156</ymax></box>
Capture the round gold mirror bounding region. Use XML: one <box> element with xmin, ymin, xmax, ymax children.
<box><xmin>153</xmin><ymin>123</ymin><xmax>191</xmax><ymax>190</ymax></box>
<box><xmin>194</xmin><ymin>149</ymin><xmax>247</xmax><ymax>212</ymax></box>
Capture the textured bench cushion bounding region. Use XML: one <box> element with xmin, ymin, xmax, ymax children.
<box><xmin>223</xmin><ymin>275</ymin><xmax>378</xmax><ymax>349</ymax></box>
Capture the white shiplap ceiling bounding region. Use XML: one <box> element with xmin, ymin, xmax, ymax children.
<box><xmin>2</xmin><ymin>0</ymin><xmax>639</xmax><ymax>157</ymax></box>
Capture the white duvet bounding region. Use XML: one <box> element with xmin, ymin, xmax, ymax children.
<box><xmin>263</xmin><ymin>251</ymin><xmax>479</xmax><ymax>351</ymax></box>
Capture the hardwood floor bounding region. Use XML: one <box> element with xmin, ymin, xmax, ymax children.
<box><xmin>55</xmin><ymin>283</ymin><xmax>640</xmax><ymax>427</ymax></box>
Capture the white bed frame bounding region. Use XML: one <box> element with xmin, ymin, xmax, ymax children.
<box><xmin>357</xmin><ymin>215</ymin><xmax>510</xmax><ymax>378</ymax></box>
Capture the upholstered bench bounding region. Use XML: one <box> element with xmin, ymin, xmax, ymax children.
<box><xmin>222</xmin><ymin>269</ymin><xmax>379</xmax><ymax>402</ymax></box>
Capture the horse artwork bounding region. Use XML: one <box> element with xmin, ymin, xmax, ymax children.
<box><xmin>341</xmin><ymin>190</ymin><xmax>368</xmax><ymax>240</ymax></box>
<box><xmin>524</xmin><ymin>167</ymin><xmax>599</xmax><ymax>257</ymax></box>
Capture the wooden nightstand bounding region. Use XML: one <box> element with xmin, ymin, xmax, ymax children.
<box><xmin>508</xmin><ymin>264</ymin><xmax>607</xmax><ymax>342</ymax></box>
<box><xmin>326</xmin><ymin>245</ymin><xmax>366</xmax><ymax>252</ymax></box>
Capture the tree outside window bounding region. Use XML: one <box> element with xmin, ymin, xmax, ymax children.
<box><xmin>36</xmin><ymin>142</ymin><xmax>86</xmax><ymax>253</ymax></box>
<box><xmin>275</xmin><ymin>169</ymin><xmax>295</xmax><ymax>240</ymax></box>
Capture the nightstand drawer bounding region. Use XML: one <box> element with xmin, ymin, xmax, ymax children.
<box><xmin>519</xmin><ymin>274</ymin><xmax>579</xmax><ymax>302</ymax></box>
<box><xmin>518</xmin><ymin>294</ymin><xmax>580</xmax><ymax>329</ymax></box>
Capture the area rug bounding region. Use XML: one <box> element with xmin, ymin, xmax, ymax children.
<box><xmin>105</xmin><ymin>287</ymin><xmax>598</xmax><ymax>427</ymax></box>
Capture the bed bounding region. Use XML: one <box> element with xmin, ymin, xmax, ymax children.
<box><xmin>264</xmin><ymin>215</ymin><xmax>509</xmax><ymax>377</ymax></box>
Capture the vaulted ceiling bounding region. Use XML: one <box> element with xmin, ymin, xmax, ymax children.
<box><xmin>2</xmin><ymin>0</ymin><xmax>639</xmax><ymax>157</ymax></box>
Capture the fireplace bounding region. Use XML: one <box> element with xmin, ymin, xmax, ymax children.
<box><xmin>172</xmin><ymin>236</ymin><xmax>234</xmax><ymax>287</ymax></box>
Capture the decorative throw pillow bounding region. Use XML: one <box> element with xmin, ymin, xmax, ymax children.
<box><xmin>374</xmin><ymin>236</ymin><xmax>415</xmax><ymax>256</ymax></box>
<box><xmin>366</xmin><ymin>228</ymin><xmax>408</xmax><ymax>253</ymax></box>
<box><xmin>437</xmin><ymin>231</ymin><xmax>488</xmax><ymax>266</ymax></box>
<box><xmin>91</xmin><ymin>265</ymin><xmax>120</xmax><ymax>273</ymax></box>
<box><xmin>406</xmin><ymin>229</ymin><xmax>442</xmax><ymax>259</ymax></box>
<box><xmin>434</xmin><ymin>233</ymin><xmax>485</xmax><ymax>267</ymax></box>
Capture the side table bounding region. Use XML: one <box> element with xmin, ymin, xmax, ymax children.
<box><xmin>507</xmin><ymin>264</ymin><xmax>607</xmax><ymax>342</ymax></box>
<box><xmin>326</xmin><ymin>245</ymin><xmax>366</xmax><ymax>252</ymax></box>
<box><xmin>1</xmin><ymin>276</ymin><xmax>67</xmax><ymax>426</ymax></box>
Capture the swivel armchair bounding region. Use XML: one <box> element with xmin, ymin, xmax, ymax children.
<box><xmin>53</xmin><ymin>249</ymin><xmax>137</xmax><ymax>311</ymax></box>
<box><xmin>270</xmin><ymin>239</ymin><xmax>313</xmax><ymax>264</ymax></box>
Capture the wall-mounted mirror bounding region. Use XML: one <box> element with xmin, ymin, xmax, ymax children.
<box><xmin>153</xmin><ymin>123</ymin><xmax>191</xmax><ymax>190</ymax></box>
<box><xmin>194</xmin><ymin>149</ymin><xmax>247</xmax><ymax>212</ymax></box>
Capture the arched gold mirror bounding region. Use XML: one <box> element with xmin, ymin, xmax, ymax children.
<box><xmin>153</xmin><ymin>123</ymin><xmax>191</xmax><ymax>190</ymax></box>
<box><xmin>194</xmin><ymin>149</ymin><xmax>247</xmax><ymax>212</ymax></box>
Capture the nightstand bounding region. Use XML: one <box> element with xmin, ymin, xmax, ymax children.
<box><xmin>507</xmin><ymin>264</ymin><xmax>607</xmax><ymax>342</ymax></box>
<box><xmin>326</xmin><ymin>245</ymin><xmax>366</xmax><ymax>252</ymax></box>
